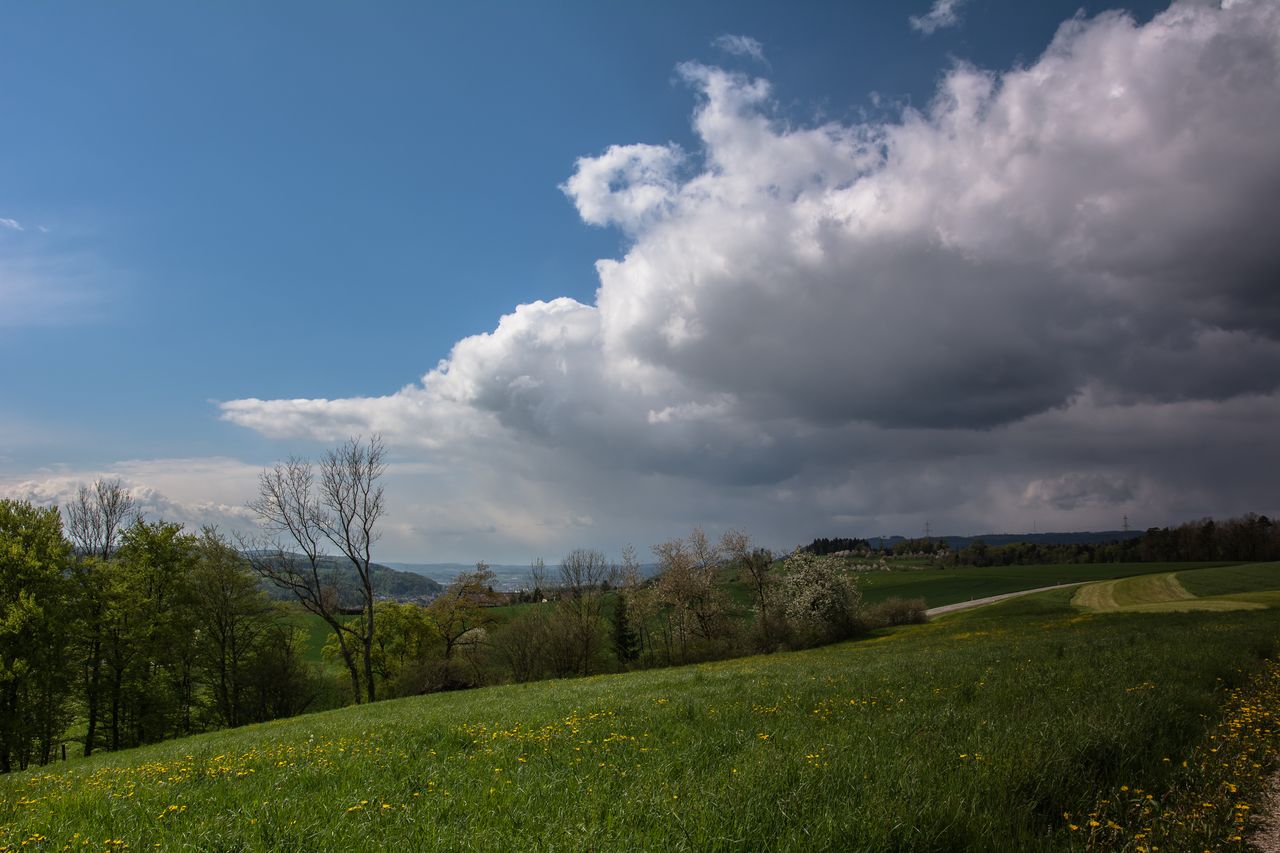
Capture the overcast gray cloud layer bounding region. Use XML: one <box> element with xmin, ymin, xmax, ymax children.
<box><xmin>204</xmin><ymin>1</ymin><xmax>1280</xmax><ymax>556</ymax></box>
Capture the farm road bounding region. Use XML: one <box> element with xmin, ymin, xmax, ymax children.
<box><xmin>925</xmin><ymin>583</ymin><xmax>1085</xmax><ymax>618</ymax></box>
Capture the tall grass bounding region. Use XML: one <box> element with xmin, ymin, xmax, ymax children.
<box><xmin>2</xmin><ymin>591</ymin><xmax>1278</xmax><ymax>851</ymax></box>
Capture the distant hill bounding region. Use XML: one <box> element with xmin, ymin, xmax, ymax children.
<box><xmin>384</xmin><ymin>561</ymin><xmax>662</xmax><ymax>591</ymax></box>
<box><xmin>250</xmin><ymin>553</ymin><xmax>443</xmax><ymax>604</ymax></box>
<box><xmin>860</xmin><ymin>530</ymin><xmax>1144</xmax><ymax>550</ymax></box>
<box><xmin>943</xmin><ymin>530</ymin><xmax>1143</xmax><ymax>548</ymax></box>
<box><xmin>383</xmin><ymin>562</ymin><xmax>536</xmax><ymax>591</ymax></box>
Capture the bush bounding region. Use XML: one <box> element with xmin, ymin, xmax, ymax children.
<box><xmin>780</xmin><ymin>551</ymin><xmax>863</xmax><ymax>647</ymax></box>
<box><xmin>862</xmin><ymin>597</ymin><xmax>928</xmax><ymax>628</ymax></box>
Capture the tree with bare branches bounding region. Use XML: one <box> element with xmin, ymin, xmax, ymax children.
<box><xmin>721</xmin><ymin>530</ymin><xmax>779</xmax><ymax>649</ymax></box>
<box><xmin>652</xmin><ymin>528</ymin><xmax>731</xmax><ymax>662</ymax></box>
<box><xmin>62</xmin><ymin>478</ymin><xmax>136</xmax><ymax>757</ymax></box>
<box><xmin>245</xmin><ymin>436</ymin><xmax>387</xmax><ymax>704</ymax></box>
<box><xmin>65</xmin><ymin>478</ymin><xmax>136</xmax><ymax>561</ymax></box>
<box><xmin>557</xmin><ymin>548</ymin><xmax>616</xmax><ymax>675</ymax></box>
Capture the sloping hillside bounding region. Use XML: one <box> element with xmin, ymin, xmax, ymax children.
<box><xmin>253</xmin><ymin>553</ymin><xmax>443</xmax><ymax>605</ymax></box>
<box><xmin>5</xmin><ymin>576</ymin><xmax>1280</xmax><ymax>850</ymax></box>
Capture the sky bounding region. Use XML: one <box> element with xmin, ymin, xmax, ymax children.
<box><xmin>3</xmin><ymin>0</ymin><xmax>1278</xmax><ymax>562</ymax></box>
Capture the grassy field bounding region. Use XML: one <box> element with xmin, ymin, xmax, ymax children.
<box><xmin>5</xmin><ymin>567</ymin><xmax>1280</xmax><ymax>851</ymax></box>
<box><xmin>1178</xmin><ymin>562</ymin><xmax>1280</xmax><ymax>597</ymax></box>
<box><xmin>1072</xmin><ymin>562</ymin><xmax>1280</xmax><ymax>613</ymax></box>
<box><xmin>853</xmin><ymin>561</ymin><xmax>1236</xmax><ymax>608</ymax></box>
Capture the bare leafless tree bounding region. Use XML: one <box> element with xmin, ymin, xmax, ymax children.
<box><xmin>317</xmin><ymin>436</ymin><xmax>386</xmax><ymax>703</ymax></box>
<box><xmin>529</xmin><ymin>557</ymin><xmax>549</xmax><ymax>601</ymax></box>
<box><xmin>722</xmin><ymin>530</ymin><xmax>777</xmax><ymax>649</ymax></box>
<box><xmin>244</xmin><ymin>436</ymin><xmax>386</xmax><ymax>704</ymax></box>
<box><xmin>652</xmin><ymin>528</ymin><xmax>732</xmax><ymax>662</ymax></box>
<box><xmin>65</xmin><ymin>479</ymin><xmax>136</xmax><ymax>560</ymax></box>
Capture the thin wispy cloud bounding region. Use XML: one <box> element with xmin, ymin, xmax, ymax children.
<box><xmin>712</xmin><ymin>34</ymin><xmax>766</xmax><ymax>64</ymax></box>
<box><xmin>0</xmin><ymin>250</ymin><xmax>114</xmax><ymax>329</ymax></box>
<box><xmin>0</xmin><ymin>217</ymin><xmax>23</xmax><ymax>231</ymax></box>
<box><xmin>910</xmin><ymin>0</ymin><xmax>965</xmax><ymax>35</ymax></box>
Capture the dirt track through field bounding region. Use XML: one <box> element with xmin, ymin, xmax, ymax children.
<box><xmin>925</xmin><ymin>584</ymin><xmax>1084</xmax><ymax>617</ymax></box>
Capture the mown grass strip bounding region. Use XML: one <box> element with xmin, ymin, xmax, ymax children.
<box><xmin>1074</xmin><ymin>564</ymin><xmax>1280</xmax><ymax>614</ymax></box>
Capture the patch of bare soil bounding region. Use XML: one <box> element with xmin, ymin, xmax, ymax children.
<box><xmin>1252</xmin><ymin>773</ymin><xmax>1280</xmax><ymax>852</ymax></box>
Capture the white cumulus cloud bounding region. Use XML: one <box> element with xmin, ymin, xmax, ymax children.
<box><xmin>218</xmin><ymin>1</ymin><xmax>1280</xmax><ymax>555</ymax></box>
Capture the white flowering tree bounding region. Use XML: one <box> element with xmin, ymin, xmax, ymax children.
<box><xmin>781</xmin><ymin>551</ymin><xmax>862</xmax><ymax>645</ymax></box>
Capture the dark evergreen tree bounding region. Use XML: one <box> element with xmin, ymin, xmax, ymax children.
<box><xmin>611</xmin><ymin>592</ymin><xmax>640</xmax><ymax>666</ymax></box>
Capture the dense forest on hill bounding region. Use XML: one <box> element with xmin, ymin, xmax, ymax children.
<box><xmin>250</xmin><ymin>553</ymin><xmax>442</xmax><ymax>604</ymax></box>
<box><xmin>807</xmin><ymin>514</ymin><xmax>1280</xmax><ymax>567</ymax></box>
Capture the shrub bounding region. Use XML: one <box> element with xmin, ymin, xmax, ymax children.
<box><xmin>862</xmin><ymin>596</ymin><xmax>928</xmax><ymax>628</ymax></box>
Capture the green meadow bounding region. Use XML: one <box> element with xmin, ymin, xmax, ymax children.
<box><xmin>852</xmin><ymin>561</ymin><xmax>1240</xmax><ymax>608</ymax></box>
<box><xmin>4</xmin><ymin>562</ymin><xmax>1280</xmax><ymax>851</ymax></box>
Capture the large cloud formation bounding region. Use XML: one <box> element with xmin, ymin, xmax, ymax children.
<box><xmin>221</xmin><ymin>1</ymin><xmax>1280</xmax><ymax>553</ymax></box>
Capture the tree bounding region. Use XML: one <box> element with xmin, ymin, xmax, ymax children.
<box><xmin>65</xmin><ymin>479</ymin><xmax>135</xmax><ymax>562</ymax></box>
<box><xmin>62</xmin><ymin>478</ymin><xmax>135</xmax><ymax>757</ymax></box>
<box><xmin>366</xmin><ymin>601</ymin><xmax>437</xmax><ymax>697</ymax></box>
<box><xmin>112</xmin><ymin>519</ymin><xmax>200</xmax><ymax>746</ymax></box>
<box><xmin>492</xmin><ymin>609</ymin><xmax>551</xmax><ymax>683</ymax></box>
<box><xmin>610</xmin><ymin>591</ymin><xmax>640</xmax><ymax>667</ymax></box>
<box><xmin>0</xmin><ymin>500</ymin><xmax>72</xmax><ymax>772</ymax></box>
<box><xmin>780</xmin><ymin>551</ymin><xmax>862</xmax><ymax>647</ymax></box>
<box><xmin>528</xmin><ymin>557</ymin><xmax>549</xmax><ymax>601</ymax></box>
<box><xmin>427</xmin><ymin>564</ymin><xmax>500</xmax><ymax>686</ymax></box>
<box><xmin>189</xmin><ymin>529</ymin><xmax>274</xmax><ymax>728</ymax></box>
<box><xmin>722</xmin><ymin>531</ymin><xmax>779</xmax><ymax>650</ymax></box>
<box><xmin>556</xmin><ymin>549</ymin><xmax>615</xmax><ymax>675</ymax></box>
<box><xmin>652</xmin><ymin>529</ymin><xmax>732</xmax><ymax>663</ymax></box>
<box><xmin>246</xmin><ymin>436</ymin><xmax>386</xmax><ymax>704</ymax></box>
<box><xmin>317</xmin><ymin>436</ymin><xmax>387</xmax><ymax>703</ymax></box>
<box><xmin>243</xmin><ymin>623</ymin><xmax>317</xmax><ymax>721</ymax></box>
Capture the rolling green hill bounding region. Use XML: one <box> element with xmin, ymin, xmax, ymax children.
<box><xmin>253</xmin><ymin>553</ymin><xmax>442</xmax><ymax>605</ymax></box>
<box><xmin>5</xmin><ymin>565</ymin><xmax>1280</xmax><ymax>851</ymax></box>
<box><xmin>1072</xmin><ymin>561</ymin><xmax>1280</xmax><ymax>613</ymax></box>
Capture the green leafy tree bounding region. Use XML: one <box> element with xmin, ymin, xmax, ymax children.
<box><xmin>428</xmin><ymin>565</ymin><xmax>499</xmax><ymax>661</ymax></box>
<box><xmin>0</xmin><ymin>499</ymin><xmax>73</xmax><ymax>773</ymax></box>
<box><xmin>358</xmin><ymin>601</ymin><xmax>437</xmax><ymax>697</ymax></box>
<box><xmin>189</xmin><ymin>529</ymin><xmax>274</xmax><ymax>728</ymax></box>
<box><xmin>112</xmin><ymin>520</ymin><xmax>200</xmax><ymax>747</ymax></box>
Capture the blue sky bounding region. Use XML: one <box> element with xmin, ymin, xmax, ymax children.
<box><xmin>4</xmin><ymin>1</ymin><xmax>1276</xmax><ymax>562</ymax></box>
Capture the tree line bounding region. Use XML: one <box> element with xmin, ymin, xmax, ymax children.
<box><xmin>357</xmin><ymin>528</ymin><xmax>898</xmax><ymax>698</ymax></box>
<box><xmin>938</xmin><ymin>514</ymin><xmax>1280</xmax><ymax>567</ymax></box>
<box><xmin>1</xmin><ymin>479</ymin><xmax>910</xmax><ymax>770</ymax></box>
<box><xmin>0</xmin><ymin>488</ymin><xmax>321</xmax><ymax>773</ymax></box>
